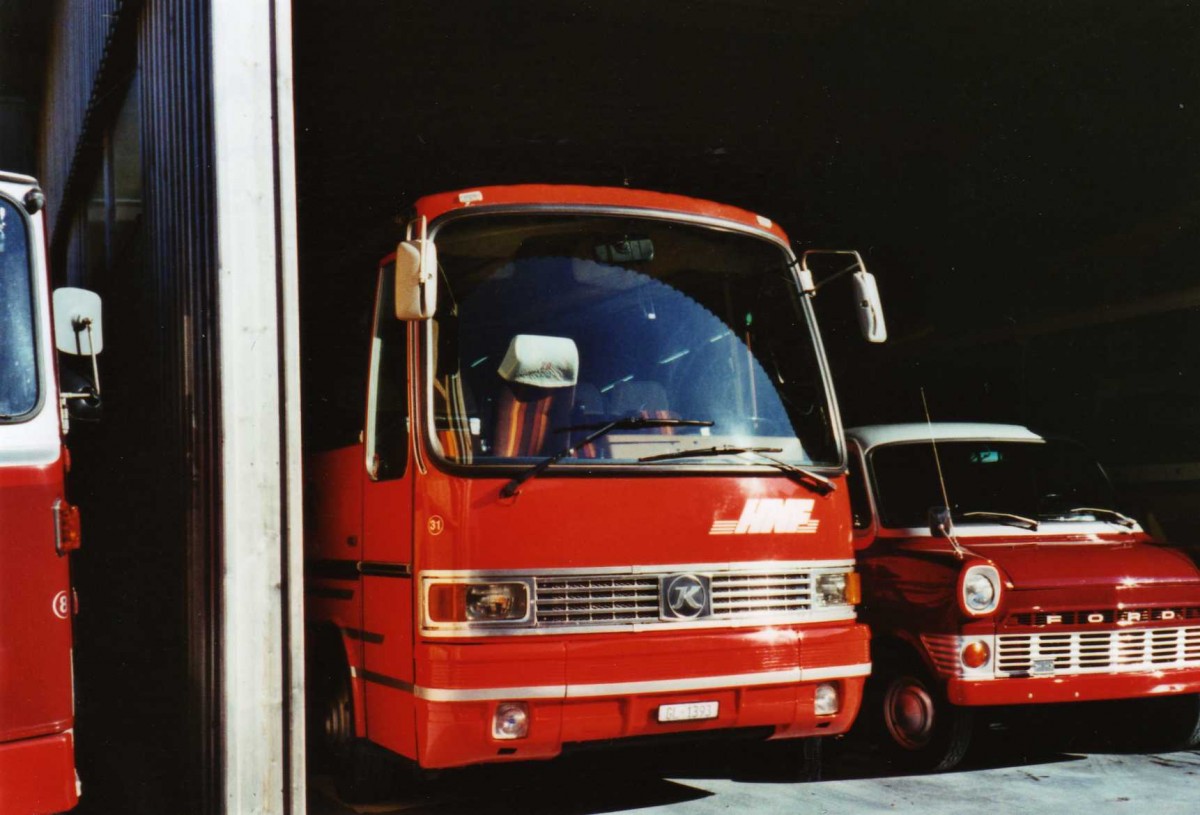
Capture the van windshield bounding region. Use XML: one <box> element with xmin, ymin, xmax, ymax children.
<box><xmin>0</xmin><ymin>199</ymin><xmax>37</xmax><ymax>419</ymax></box>
<box><xmin>869</xmin><ymin>439</ymin><xmax>1120</xmax><ymax>529</ymax></box>
<box><xmin>427</xmin><ymin>211</ymin><xmax>838</xmax><ymax>468</ymax></box>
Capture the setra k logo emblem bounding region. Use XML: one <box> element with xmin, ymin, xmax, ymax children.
<box><xmin>661</xmin><ymin>574</ymin><xmax>712</xmax><ymax>619</ymax></box>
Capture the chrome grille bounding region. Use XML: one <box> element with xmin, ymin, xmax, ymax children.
<box><xmin>710</xmin><ymin>572</ymin><xmax>812</xmax><ymax>615</ymax></box>
<box><xmin>534</xmin><ymin>576</ymin><xmax>660</xmax><ymax>625</ymax></box>
<box><xmin>533</xmin><ymin>570</ymin><xmax>816</xmax><ymax>627</ymax></box>
<box><xmin>996</xmin><ymin>626</ymin><xmax>1200</xmax><ymax>676</ymax></box>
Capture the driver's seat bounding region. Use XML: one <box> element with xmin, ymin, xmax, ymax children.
<box><xmin>492</xmin><ymin>334</ymin><xmax>579</xmax><ymax>458</ymax></box>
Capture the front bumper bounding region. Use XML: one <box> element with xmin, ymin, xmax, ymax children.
<box><xmin>0</xmin><ymin>729</ymin><xmax>79</xmax><ymax>814</ymax></box>
<box><xmin>408</xmin><ymin>621</ymin><xmax>870</xmax><ymax>768</ymax></box>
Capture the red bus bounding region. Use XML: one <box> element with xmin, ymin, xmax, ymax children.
<box><xmin>305</xmin><ymin>185</ymin><xmax>885</xmax><ymax>799</ymax></box>
<box><xmin>0</xmin><ymin>171</ymin><xmax>103</xmax><ymax>814</ymax></box>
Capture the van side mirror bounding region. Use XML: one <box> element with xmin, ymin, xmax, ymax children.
<box><xmin>394</xmin><ymin>216</ymin><xmax>438</xmax><ymax>320</ymax></box>
<box><xmin>852</xmin><ymin>271</ymin><xmax>887</xmax><ymax>343</ymax></box>
<box><xmin>929</xmin><ymin>506</ymin><xmax>953</xmax><ymax>538</ymax></box>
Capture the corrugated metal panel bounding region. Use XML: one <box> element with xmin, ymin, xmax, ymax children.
<box><xmin>38</xmin><ymin>2</ymin><xmax>225</xmax><ymax>813</ymax></box>
<box><xmin>39</xmin><ymin>0</ymin><xmax>137</xmax><ymax>256</ymax></box>
<box><xmin>138</xmin><ymin>1</ymin><xmax>222</xmax><ymax>812</ymax></box>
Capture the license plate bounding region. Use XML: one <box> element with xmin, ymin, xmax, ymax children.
<box><xmin>1030</xmin><ymin>659</ymin><xmax>1056</xmax><ymax>676</ymax></box>
<box><xmin>657</xmin><ymin>701</ymin><xmax>719</xmax><ymax>722</ymax></box>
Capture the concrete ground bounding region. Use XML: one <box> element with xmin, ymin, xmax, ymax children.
<box><xmin>308</xmin><ymin>717</ymin><xmax>1200</xmax><ymax>815</ymax></box>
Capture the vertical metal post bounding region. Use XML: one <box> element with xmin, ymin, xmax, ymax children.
<box><xmin>209</xmin><ymin>0</ymin><xmax>304</xmax><ymax>812</ymax></box>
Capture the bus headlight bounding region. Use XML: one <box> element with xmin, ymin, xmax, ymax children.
<box><xmin>426</xmin><ymin>580</ymin><xmax>532</xmax><ymax>624</ymax></box>
<box><xmin>815</xmin><ymin>571</ymin><xmax>860</xmax><ymax>607</ymax></box>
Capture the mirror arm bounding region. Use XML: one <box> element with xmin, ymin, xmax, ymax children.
<box><xmin>812</xmin><ymin>261</ymin><xmax>863</xmax><ymax>293</ymax></box>
<box><xmin>74</xmin><ymin>318</ymin><xmax>102</xmax><ymax>397</ymax></box>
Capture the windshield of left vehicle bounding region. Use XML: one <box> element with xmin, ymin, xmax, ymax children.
<box><xmin>869</xmin><ymin>439</ymin><xmax>1119</xmax><ymax>529</ymax></box>
<box><xmin>0</xmin><ymin>198</ymin><xmax>38</xmax><ymax>419</ymax></box>
<box><xmin>425</xmin><ymin>211</ymin><xmax>838</xmax><ymax>468</ymax></box>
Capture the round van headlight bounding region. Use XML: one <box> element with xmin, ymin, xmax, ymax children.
<box><xmin>960</xmin><ymin>564</ymin><xmax>1001</xmax><ymax>616</ymax></box>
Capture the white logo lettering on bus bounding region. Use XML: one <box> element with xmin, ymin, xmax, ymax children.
<box><xmin>709</xmin><ymin>499</ymin><xmax>819</xmax><ymax>535</ymax></box>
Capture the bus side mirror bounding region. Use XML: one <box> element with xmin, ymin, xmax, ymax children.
<box><xmin>852</xmin><ymin>271</ymin><xmax>887</xmax><ymax>343</ymax></box>
<box><xmin>52</xmin><ymin>287</ymin><xmax>104</xmax><ymax>425</ymax></box>
<box><xmin>799</xmin><ymin>249</ymin><xmax>887</xmax><ymax>344</ymax></box>
<box><xmin>394</xmin><ymin>217</ymin><xmax>438</xmax><ymax>321</ymax></box>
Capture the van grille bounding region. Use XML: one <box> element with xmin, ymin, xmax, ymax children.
<box><xmin>996</xmin><ymin>626</ymin><xmax>1200</xmax><ymax>676</ymax></box>
<box><xmin>533</xmin><ymin>571</ymin><xmax>816</xmax><ymax>627</ymax></box>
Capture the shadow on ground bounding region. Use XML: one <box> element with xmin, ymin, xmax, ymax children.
<box><xmin>306</xmin><ymin>721</ymin><xmax>1098</xmax><ymax>814</ymax></box>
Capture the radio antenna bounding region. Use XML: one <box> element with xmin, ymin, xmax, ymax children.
<box><xmin>921</xmin><ymin>388</ymin><xmax>966</xmax><ymax>558</ymax></box>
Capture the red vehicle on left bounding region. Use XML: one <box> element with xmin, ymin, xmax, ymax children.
<box><xmin>0</xmin><ymin>171</ymin><xmax>103</xmax><ymax>814</ymax></box>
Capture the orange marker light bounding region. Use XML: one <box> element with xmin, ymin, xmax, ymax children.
<box><xmin>427</xmin><ymin>584</ymin><xmax>468</xmax><ymax>622</ymax></box>
<box><xmin>961</xmin><ymin>640</ymin><xmax>990</xmax><ymax>669</ymax></box>
<box><xmin>845</xmin><ymin>572</ymin><xmax>862</xmax><ymax>605</ymax></box>
<box><xmin>53</xmin><ymin>499</ymin><xmax>82</xmax><ymax>555</ymax></box>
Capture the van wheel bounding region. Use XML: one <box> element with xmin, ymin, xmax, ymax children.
<box><xmin>1120</xmin><ymin>693</ymin><xmax>1200</xmax><ymax>751</ymax></box>
<box><xmin>878</xmin><ymin>665</ymin><xmax>973</xmax><ymax>771</ymax></box>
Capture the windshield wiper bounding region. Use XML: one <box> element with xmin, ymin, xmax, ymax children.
<box><xmin>959</xmin><ymin>511</ymin><xmax>1039</xmax><ymax>531</ymax></box>
<box><xmin>641</xmin><ymin>446</ymin><xmax>835</xmax><ymax>496</ymax></box>
<box><xmin>499</xmin><ymin>416</ymin><xmax>714</xmax><ymax>498</ymax></box>
<box><xmin>1052</xmin><ymin>506</ymin><xmax>1138</xmax><ymax>528</ymax></box>
<box><xmin>639</xmin><ymin>445</ymin><xmax>783</xmax><ymax>463</ymax></box>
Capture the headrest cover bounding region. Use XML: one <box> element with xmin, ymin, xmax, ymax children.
<box><xmin>498</xmin><ymin>334</ymin><xmax>579</xmax><ymax>388</ymax></box>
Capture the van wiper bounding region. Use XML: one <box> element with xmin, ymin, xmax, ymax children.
<box><xmin>960</xmin><ymin>511</ymin><xmax>1039</xmax><ymax>530</ymax></box>
<box><xmin>499</xmin><ymin>416</ymin><xmax>713</xmax><ymax>498</ymax></box>
<box><xmin>641</xmin><ymin>446</ymin><xmax>835</xmax><ymax>496</ymax></box>
<box><xmin>1055</xmin><ymin>507</ymin><xmax>1137</xmax><ymax>528</ymax></box>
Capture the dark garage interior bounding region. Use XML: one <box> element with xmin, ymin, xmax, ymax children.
<box><xmin>4</xmin><ymin>1</ymin><xmax>1200</xmax><ymax>812</ymax></box>
<box><xmin>295</xmin><ymin>0</ymin><xmax>1200</xmax><ymax>538</ymax></box>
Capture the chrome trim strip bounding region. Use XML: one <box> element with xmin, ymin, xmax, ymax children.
<box><xmin>801</xmin><ymin>663</ymin><xmax>872</xmax><ymax>681</ymax></box>
<box><xmin>409</xmin><ymin>662</ymin><xmax>873</xmax><ymax>702</ymax></box>
<box><xmin>419</xmin><ymin>560</ymin><xmax>854</xmax><ymax>579</ymax></box>
<box><xmin>420</xmin><ymin>608</ymin><xmax>858</xmax><ymax>638</ymax></box>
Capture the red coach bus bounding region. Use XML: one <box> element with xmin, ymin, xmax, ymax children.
<box><xmin>0</xmin><ymin>171</ymin><xmax>103</xmax><ymax>814</ymax></box>
<box><xmin>305</xmin><ymin>185</ymin><xmax>886</xmax><ymax>799</ymax></box>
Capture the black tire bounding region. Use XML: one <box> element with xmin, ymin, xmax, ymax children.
<box><xmin>759</xmin><ymin>736</ymin><xmax>824</xmax><ymax>782</ymax></box>
<box><xmin>873</xmin><ymin>660</ymin><xmax>973</xmax><ymax>772</ymax></box>
<box><xmin>308</xmin><ymin>637</ymin><xmax>404</xmax><ymax>803</ymax></box>
<box><xmin>800</xmin><ymin>736</ymin><xmax>823</xmax><ymax>782</ymax></box>
<box><xmin>1118</xmin><ymin>693</ymin><xmax>1200</xmax><ymax>752</ymax></box>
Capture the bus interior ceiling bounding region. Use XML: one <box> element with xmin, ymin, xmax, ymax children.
<box><xmin>293</xmin><ymin>0</ymin><xmax>1200</xmax><ymax>539</ymax></box>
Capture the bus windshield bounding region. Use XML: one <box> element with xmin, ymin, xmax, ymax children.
<box><xmin>427</xmin><ymin>211</ymin><xmax>838</xmax><ymax>468</ymax></box>
<box><xmin>0</xmin><ymin>198</ymin><xmax>37</xmax><ymax>419</ymax></box>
